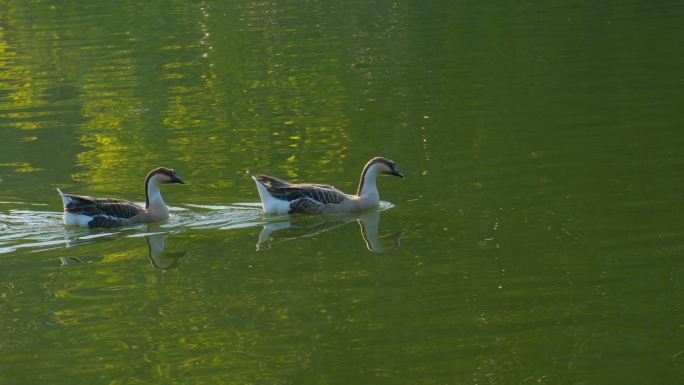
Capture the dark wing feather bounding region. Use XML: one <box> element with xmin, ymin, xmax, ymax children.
<box><xmin>290</xmin><ymin>197</ymin><xmax>325</xmax><ymax>214</ymax></box>
<box><xmin>64</xmin><ymin>194</ymin><xmax>143</xmax><ymax>219</ymax></box>
<box><xmin>255</xmin><ymin>175</ymin><xmax>347</xmax><ymax>205</ymax></box>
<box><xmin>88</xmin><ymin>216</ymin><xmax>130</xmax><ymax>228</ymax></box>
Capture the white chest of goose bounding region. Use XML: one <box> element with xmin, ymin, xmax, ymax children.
<box><xmin>252</xmin><ymin>157</ymin><xmax>403</xmax><ymax>215</ymax></box>
<box><xmin>57</xmin><ymin>167</ymin><xmax>185</xmax><ymax>228</ymax></box>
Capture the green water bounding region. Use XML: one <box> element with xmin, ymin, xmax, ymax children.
<box><xmin>1</xmin><ymin>1</ymin><xmax>683</xmax><ymax>384</ymax></box>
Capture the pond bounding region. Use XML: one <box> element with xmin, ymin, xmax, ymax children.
<box><xmin>1</xmin><ymin>1</ymin><xmax>683</xmax><ymax>384</ymax></box>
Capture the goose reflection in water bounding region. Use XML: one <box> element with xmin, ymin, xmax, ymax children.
<box><xmin>57</xmin><ymin>229</ymin><xmax>186</xmax><ymax>269</ymax></box>
<box><xmin>145</xmin><ymin>232</ymin><xmax>187</xmax><ymax>269</ymax></box>
<box><xmin>256</xmin><ymin>209</ymin><xmax>403</xmax><ymax>252</ymax></box>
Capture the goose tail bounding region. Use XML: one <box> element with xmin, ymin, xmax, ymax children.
<box><xmin>252</xmin><ymin>175</ymin><xmax>271</xmax><ymax>202</ymax></box>
<box><xmin>251</xmin><ymin>175</ymin><xmax>290</xmax><ymax>214</ymax></box>
<box><xmin>56</xmin><ymin>188</ymin><xmax>70</xmax><ymax>207</ymax></box>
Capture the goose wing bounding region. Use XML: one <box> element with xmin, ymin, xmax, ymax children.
<box><xmin>254</xmin><ymin>175</ymin><xmax>348</xmax><ymax>205</ymax></box>
<box><xmin>62</xmin><ymin>193</ymin><xmax>144</xmax><ymax>219</ymax></box>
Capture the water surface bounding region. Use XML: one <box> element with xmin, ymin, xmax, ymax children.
<box><xmin>1</xmin><ymin>1</ymin><xmax>683</xmax><ymax>384</ymax></box>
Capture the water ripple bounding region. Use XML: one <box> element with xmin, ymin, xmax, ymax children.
<box><xmin>0</xmin><ymin>201</ymin><xmax>398</xmax><ymax>254</ymax></box>
<box><xmin>0</xmin><ymin>203</ymin><xmax>264</xmax><ymax>255</ymax></box>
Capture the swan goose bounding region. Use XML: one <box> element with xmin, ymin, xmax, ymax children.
<box><xmin>57</xmin><ymin>167</ymin><xmax>185</xmax><ymax>228</ymax></box>
<box><xmin>252</xmin><ymin>157</ymin><xmax>403</xmax><ymax>214</ymax></box>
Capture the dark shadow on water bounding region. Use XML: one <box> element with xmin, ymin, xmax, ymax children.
<box><xmin>257</xmin><ymin>207</ymin><xmax>403</xmax><ymax>252</ymax></box>
<box><xmin>59</xmin><ymin>256</ymin><xmax>85</xmax><ymax>266</ymax></box>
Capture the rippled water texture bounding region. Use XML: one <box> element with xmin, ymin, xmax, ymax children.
<box><xmin>1</xmin><ymin>1</ymin><xmax>683</xmax><ymax>384</ymax></box>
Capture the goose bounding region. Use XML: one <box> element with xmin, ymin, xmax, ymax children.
<box><xmin>252</xmin><ymin>157</ymin><xmax>403</xmax><ymax>214</ymax></box>
<box><xmin>57</xmin><ymin>167</ymin><xmax>185</xmax><ymax>228</ymax></box>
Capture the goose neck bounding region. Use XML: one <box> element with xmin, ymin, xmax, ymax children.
<box><xmin>145</xmin><ymin>177</ymin><xmax>167</xmax><ymax>211</ymax></box>
<box><xmin>357</xmin><ymin>165</ymin><xmax>380</xmax><ymax>198</ymax></box>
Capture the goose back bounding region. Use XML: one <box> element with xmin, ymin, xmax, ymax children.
<box><xmin>254</xmin><ymin>175</ymin><xmax>348</xmax><ymax>205</ymax></box>
<box><xmin>62</xmin><ymin>193</ymin><xmax>144</xmax><ymax>227</ymax></box>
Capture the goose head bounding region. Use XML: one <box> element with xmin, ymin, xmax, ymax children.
<box><xmin>144</xmin><ymin>167</ymin><xmax>185</xmax><ymax>209</ymax></box>
<box><xmin>357</xmin><ymin>157</ymin><xmax>403</xmax><ymax>198</ymax></box>
<box><xmin>145</xmin><ymin>167</ymin><xmax>185</xmax><ymax>187</ymax></box>
<box><xmin>366</xmin><ymin>157</ymin><xmax>404</xmax><ymax>178</ymax></box>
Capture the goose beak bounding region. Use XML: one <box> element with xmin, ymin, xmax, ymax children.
<box><xmin>170</xmin><ymin>175</ymin><xmax>185</xmax><ymax>184</ymax></box>
<box><xmin>392</xmin><ymin>169</ymin><xmax>404</xmax><ymax>178</ymax></box>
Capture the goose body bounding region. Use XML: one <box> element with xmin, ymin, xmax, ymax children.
<box><xmin>57</xmin><ymin>167</ymin><xmax>185</xmax><ymax>228</ymax></box>
<box><xmin>253</xmin><ymin>157</ymin><xmax>403</xmax><ymax>215</ymax></box>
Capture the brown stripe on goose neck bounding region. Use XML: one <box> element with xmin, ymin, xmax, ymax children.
<box><xmin>356</xmin><ymin>157</ymin><xmax>395</xmax><ymax>196</ymax></box>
